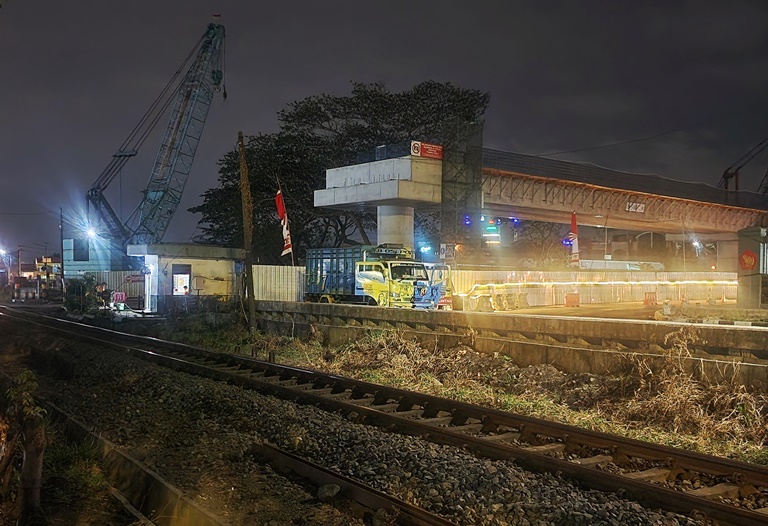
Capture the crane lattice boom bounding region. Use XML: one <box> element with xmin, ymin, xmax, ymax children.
<box><xmin>86</xmin><ymin>20</ymin><xmax>225</xmax><ymax>246</ymax></box>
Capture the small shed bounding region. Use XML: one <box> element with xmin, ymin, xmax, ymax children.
<box><xmin>127</xmin><ymin>243</ymin><xmax>244</xmax><ymax>313</ymax></box>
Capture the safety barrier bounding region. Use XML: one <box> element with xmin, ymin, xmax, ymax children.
<box><xmin>643</xmin><ymin>292</ymin><xmax>658</xmax><ymax>305</ymax></box>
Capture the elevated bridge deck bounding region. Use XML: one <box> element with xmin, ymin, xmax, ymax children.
<box><xmin>481</xmin><ymin>149</ymin><xmax>768</xmax><ymax>234</ymax></box>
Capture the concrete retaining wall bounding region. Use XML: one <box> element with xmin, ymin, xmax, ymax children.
<box><xmin>254</xmin><ymin>301</ymin><xmax>768</xmax><ymax>387</ymax></box>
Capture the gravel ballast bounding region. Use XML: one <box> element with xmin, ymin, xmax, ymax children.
<box><xmin>24</xmin><ymin>333</ymin><xmax>702</xmax><ymax>525</ymax></box>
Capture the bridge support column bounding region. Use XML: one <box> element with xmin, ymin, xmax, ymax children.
<box><xmin>737</xmin><ymin>227</ymin><xmax>767</xmax><ymax>309</ymax></box>
<box><xmin>377</xmin><ymin>205</ymin><xmax>414</xmax><ymax>247</ymax></box>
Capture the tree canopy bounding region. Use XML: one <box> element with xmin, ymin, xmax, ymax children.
<box><xmin>190</xmin><ymin>81</ymin><xmax>489</xmax><ymax>264</ymax></box>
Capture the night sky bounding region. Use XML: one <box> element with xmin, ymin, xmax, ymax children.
<box><xmin>2</xmin><ymin>1</ymin><xmax>767</xmax><ymax>261</ymax></box>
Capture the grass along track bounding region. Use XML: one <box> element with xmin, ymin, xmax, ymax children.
<box><xmin>153</xmin><ymin>315</ymin><xmax>768</xmax><ymax>466</ymax></box>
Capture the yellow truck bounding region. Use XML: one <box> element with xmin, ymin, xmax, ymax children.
<box><xmin>304</xmin><ymin>244</ymin><xmax>444</xmax><ymax>308</ymax></box>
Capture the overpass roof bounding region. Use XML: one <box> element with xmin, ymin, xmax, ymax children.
<box><xmin>482</xmin><ymin>149</ymin><xmax>768</xmax><ymax>211</ymax></box>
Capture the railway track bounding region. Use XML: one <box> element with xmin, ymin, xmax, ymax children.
<box><xmin>4</xmin><ymin>308</ymin><xmax>768</xmax><ymax>525</ymax></box>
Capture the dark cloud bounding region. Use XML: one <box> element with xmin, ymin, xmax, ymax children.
<box><xmin>1</xmin><ymin>0</ymin><xmax>767</xmax><ymax>257</ymax></box>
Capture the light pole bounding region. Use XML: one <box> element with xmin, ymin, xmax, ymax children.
<box><xmin>0</xmin><ymin>249</ymin><xmax>9</xmax><ymax>286</ymax></box>
<box><xmin>60</xmin><ymin>207</ymin><xmax>65</xmax><ymax>287</ymax></box>
<box><xmin>596</xmin><ymin>214</ymin><xmax>609</xmax><ymax>270</ymax></box>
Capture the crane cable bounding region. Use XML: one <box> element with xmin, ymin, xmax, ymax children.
<box><xmin>90</xmin><ymin>33</ymin><xmax>207</xmax><ymax>191</ymax></box>
<box><xmin>718</xmin><ymin>136</ymin><xmax>768</xmax><ymax>190</ymax></box>
<box><xmin>725</xmin><ymin>136</ymin><xmax>768</xmax><ymax>172</ymax></box>
<box><xmin>221</xmin><ymin>34</ymin><xmax>227</xmax><ymax>101</ymax></box>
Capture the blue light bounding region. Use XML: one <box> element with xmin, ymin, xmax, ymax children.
<box><xmin>463</xmin><ymin>215</ymin><xmax>472</xmax><ymax>225</ymax></box>
<box><xmin>419</xmin><ymin>245</ymin><xmax>432</xmax><ymax>254</ymax></box>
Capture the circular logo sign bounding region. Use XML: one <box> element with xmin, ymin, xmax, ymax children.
<box><xmin>739</xmin><ymin>249</ymin><xmax>758</xmax><ymax>270</ymax></box>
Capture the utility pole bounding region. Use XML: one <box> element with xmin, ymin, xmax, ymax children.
<box><xmin>60</xmin><ymin>207</ymin><xmax>65</xmax><ymax>292</ymax></box>
<box><xmin>237</xmin><ymin>132</ymin><xmax>257</xmax><ymax>335</ymax></box>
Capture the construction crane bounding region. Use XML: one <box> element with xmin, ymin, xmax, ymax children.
<box><xmin>718</xmin><ymin>136</ymin><xmax>768</xmax><ymax>193</ymax></box>
<box><xmin>86</xmin><ymin>17</ymin><xmax>226</xmax><ymax>246</ymax></box>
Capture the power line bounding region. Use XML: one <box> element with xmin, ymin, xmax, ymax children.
<box><xmin>535</xmin><ymin>128</ymin><xmax>692</xmax><ymax>157</ymax></box>
<box><xmin>0</xmin><ymin>212</ymin><xmax>52</xmax><ymax>216</ymax></box>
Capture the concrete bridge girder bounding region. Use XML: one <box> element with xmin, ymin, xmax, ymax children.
<box><xmin>482</xmin><ymin>169</ymin><xmax>767</xmax><ymax>234</ymax></box>
<box><xmin>316</xmin><ymin>156</ymin><xmax>443</xmax><ymax>247</ymax></box>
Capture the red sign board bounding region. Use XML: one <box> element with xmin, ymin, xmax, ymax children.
<box><xmin>410</xmin><ymin>141</ymin><xmax>443</xmax><ymax>160</ymax></box>
<box><xmin>124</xmin><ymin>274</ymin><xmax>145</xmax><ymax>283</ymax></box>
<box><xmin>739</xmin><ymin>249</ymin><xmax>757</xmax><ymax>270</ymax></box>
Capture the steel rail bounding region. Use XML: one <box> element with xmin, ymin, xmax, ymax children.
<box><xmin>4</xmin><ymin>309</ymin><xmax>768</xmax><ymax>525</ymax></box>
<box><xmin>254</xmin><ymin>443</ymin><xmax>457</xmax><ymax>526</ymax></box>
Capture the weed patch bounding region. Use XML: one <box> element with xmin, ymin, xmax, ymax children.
<box><xmin>158</xmin><ymin>319</ymin><xmax>768</xmax><ymax>464</ymax></box>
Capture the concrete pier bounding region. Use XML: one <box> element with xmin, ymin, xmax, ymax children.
<box><xmin>377</xmin><ymin>205</ymin><xmax>414</xmax><ymax>246</ymax></box>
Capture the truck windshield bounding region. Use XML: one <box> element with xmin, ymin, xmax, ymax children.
<box><xmin>390</xmin><ymin>263</ymin><xmax>428</xmax><ymax>280</ymax></box>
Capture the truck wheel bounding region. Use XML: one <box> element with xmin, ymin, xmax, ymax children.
<box><xmin>319</xmin><ymin>295</ymin><xmax>334</xmax><ymax>304</ymax></box>
<box><xmin>367</xmin><ymin>297</ymin><xmax>377</xmax><ymax>306</ymax></box>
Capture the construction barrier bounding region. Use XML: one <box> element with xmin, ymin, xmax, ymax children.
<box><xmin>643</xmin><ymin>291</ymin><xmax>658</xmax><ymax>305</ymax></box>
<box><xmin>565</xmin><ymin>292</ymin><xmax>580</xmax><ymax>307</ymax></box>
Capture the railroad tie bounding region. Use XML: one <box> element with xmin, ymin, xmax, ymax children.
<box><xmin>571</xmin><ymin>454</ymin><xmax>612</xmax><ymax>468</ymax></box>
<box><xmin>688</xmin><ymin>483</ymin><xmax>740</xmax><ymax>500</ymax></box>
<box><xmin>483</xmin><ymin>432</ymin><xmax>521</xmax><ymax>443</ymax></box>
<box><xmin>624</xmin><ymin>467</ymin><xmax>672</xmax><ymax>483</ymax></box>
<box><xmin>526</xmin><ymin>443</ymin><xmax>566</xmax><ymax>455</ymax></box>
<box><xmin>453</xmin><ymin>423</ymin><xmax>485</xmax><ymax>434</ymax></box>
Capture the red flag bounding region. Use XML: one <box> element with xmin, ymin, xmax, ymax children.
<box><xmin>275</xmin><ymin>189</ymin><xmax>293</xmax><ymax>257</ymax></box>
<box><xmin>568</xmin><ymin>211</ymin><xmax>579</xmax><ymax>265</ymax></box>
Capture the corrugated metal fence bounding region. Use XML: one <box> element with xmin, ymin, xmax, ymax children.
<box><xmin>252</xmin><ymin>265</ymin><xmax>305</xmax><ymax>302</ymax></box>
<box><xmin>249</xmin><ymin>266</ymin><xmax>737</xmax><ymax>306</ymax></box>
<box><xmin>451</xmin><ymin>270</ymin><xmax>738</xmax><ymax>306</ymax></box>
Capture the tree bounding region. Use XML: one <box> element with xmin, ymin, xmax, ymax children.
<box><xmin>514</xmin><ymin>220</ymin><xmax>570</xmax><ymax>269</ymax></box>
<box><xmin>190</xmin><ymin>81</ymin><xmax>489</xmax><ymax>263</ymax></box>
